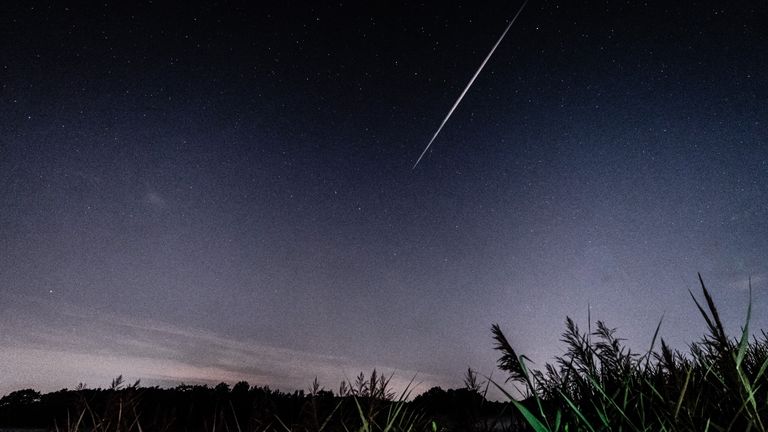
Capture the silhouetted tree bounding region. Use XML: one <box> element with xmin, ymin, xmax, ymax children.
<box><xmin>0</xmin><ymin>389</ymin><xmax>41</xmax><ymax>407</ymax></box>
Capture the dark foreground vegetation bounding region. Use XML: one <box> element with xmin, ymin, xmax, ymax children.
<box><xmin>0</xmin><ymin>370</ymin><xmax>517</xmax><ymax>432</ymax></box>
<box><xmin>2</xmin><ymin>275</ymin><xmax>767</xmax><ymax>431</ymax></box>
<box><xmin>494</xmin><ymin>274</ymin><xmax>768</xmax><ymax>431</ymax></box>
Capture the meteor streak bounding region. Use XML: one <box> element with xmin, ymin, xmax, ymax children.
<box><xmin>412</xmin><ymin>0</ymin><xmax>529</xmax><ymax>169</ymax></box>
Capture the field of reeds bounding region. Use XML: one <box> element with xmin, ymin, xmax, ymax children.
<box><xmin>1</xmin><ymin>274</ymin><xmax>766</xmax><ymax>431</ymax></box>
<box><xmin>493</xmin><ymin>274</ymin><xmax>768</xmax><ymax>431</ymax></box>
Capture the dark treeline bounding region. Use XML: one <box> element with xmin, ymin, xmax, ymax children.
<box><xmin>4</xmin><ymin>277</ymin><xmax>765</xmax><ymax>431</ymax></box>
<box><xmin>4</xmin><ymin>277</ymin><xmax>766</xmax><ymax>431</ymax></box>
<box><xmin>0</xmin><ymin>371</ymin><xmax>524</xmax><ymax>431</ymax></box>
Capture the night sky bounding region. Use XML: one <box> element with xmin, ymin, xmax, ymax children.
<box><xmin>2</xmin><ymin>1</ymin><xmax>768</xmax><ymax>397</ymax></box>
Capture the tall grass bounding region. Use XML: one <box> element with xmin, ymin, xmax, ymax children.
<box><xmin>57</xmin><ymin>375</ymin><xmax>145</xmax><ymax>432</ymax></box>
<box><xmin>491</xmin><ymin>274</ymin><xmax>768</xmax><ymax>431</ymax></box>
<box><xmin>51</xmin><ymin>370</ymin><xmax>431</xmax><ymax>432</ymax></box>
<box><xmin>276</xmin><ymin>369</ymin><xmax>428</xmax><ymax>432</ymax></box>
<box><xmin>14</xmin><ymin>273</ymin><xmax>766</xmax><ymax>431</ymax></box>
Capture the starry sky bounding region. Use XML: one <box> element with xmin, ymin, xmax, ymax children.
<box><xmin>2</xmin><ymin>1</ymin><xmax>768</xmax><ymax>397</ymax></box>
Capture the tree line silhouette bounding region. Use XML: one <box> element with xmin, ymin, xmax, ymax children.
<box><xmin>0</xmin><ymin>370</ymin><xmax>519</xmax><ymax>431</ymax></box>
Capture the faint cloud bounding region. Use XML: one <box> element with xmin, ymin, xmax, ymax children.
<box><xmin>144</xmin><ymin>190</ymin><xmax>167</xmax><ymax>208</ymax></box>
<box><xmin>0</xmin><ymin>298</ymin><xmax>449</xmax><ymax>397</ymax></box>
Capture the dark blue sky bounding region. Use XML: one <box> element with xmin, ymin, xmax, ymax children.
<box><xmin>1</xmin><ymin>1</ymin><xmax>767</xmax><ymax>396</ymax></box>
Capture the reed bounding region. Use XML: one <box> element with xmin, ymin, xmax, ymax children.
<box><xmin>491</xmin><ymin>274</ymin><xmax>768</xmax><ymax>431</ymax></box>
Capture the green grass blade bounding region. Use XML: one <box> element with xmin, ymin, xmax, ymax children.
<box><xmin>689</xmin><ymin>289</ymin><xmax>717</xmax><ymax>340</ymax></box>
<box><xmin>735</xmin><ymin>279</ymin><xmax>752</xmax><ymax>368</ymax></box>
<box><xmin>752</xmin><ymin>355</ymin><xmax>768</xmax><ymax>384</ymax></box>
<box><xmin>591</xmin><ymin>399</ymin><xmax>609</xmax><ymax>427</ymax></box>
<box><xmin>644</xmin><ymin>316</ymin><xmax>664</xmax><ymax>373</ymax></box>
<box><xmin>673</xmin><ymin>366</ymin><xmax>692</xmax><ymax>420</ymax></box>
<box><xmin>698</xmin><ymin>273</ymin><xmax>729</xmax><ymax>347</ymax></box>
<box><xmin>557</xmin><ymin>390</ymin><xmax>597</xmax><ymax>432</ymax></box>
<box><xmin>510</xmin><ymin>399</ymin><xmax>551</xmax><ymax>432</ymax></box>
<box><xmin>352</xmin><ymin>397</ymin><xmax>371</xmax><ymax>432</ymax></box>
<box><xmin>318</xmin><ymin>399</ymin><xmax>344</xmax><ymax>432</ymax></box>
<box><xmin>274</xmin><ymin>415</ymin><xmax>292</xmax><ymax>432</ymax></box>
<box><xmin>585</xmin><ymin>375</ymin><xmax>638</xmax><ymax>430</ymax></box>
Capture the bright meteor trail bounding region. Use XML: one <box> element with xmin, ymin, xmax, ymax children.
<box><xmin>412</xmin><ymin>0</ymin><xmax>529</xmax><ymax>169</ymax></box>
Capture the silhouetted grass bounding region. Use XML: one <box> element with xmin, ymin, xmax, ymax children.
<box><xmin>0</xmin><ymin>370</ymin><xmax>438</xmax><ymax>432</ymax></box>
<box><xmin>491</xmin><ymin>274</ymin><xmax>768</xmax><ymax>431</ymax></box>
<box><xmin>7</xmin><ymin>274</ymin><xmax>762</xmax><ymax>431</ymax></box>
